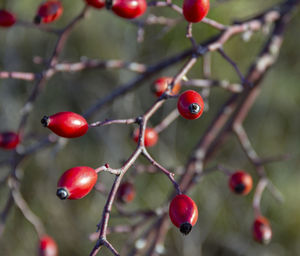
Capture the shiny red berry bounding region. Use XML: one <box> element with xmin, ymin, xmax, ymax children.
<box><xmin>253</xmin><ymin>216</ymin><xmax>272</xmax><ymax>244</ymax></box>
<box><xmin>177</xmin><ymin>90</ymin><xmax>204</xmax><ymax>120</ymax></box>
<box><xmin>117</xmin><ymin>182</ymin><xmax>136</xmax><ymax>203</ymax></box>
<box><xmin>111</xmin><ymin>0</ymin><xmax>147</xmax><ymax>19</ymax></box>
<box><xmin>0</xmin><ymin>10</ymin><xmax>16</xmax><ymax>27</ymax></box>
<box><xmin>169</xmin><ymin>194</ymin><xmax>198</xmax><ymax>235</ymax></box>
<box><xmin>152</xmin><ymin>77</ymin><xmax>181</xmax><ymax>97</ymax></box>
<box><xmin>183</xmin><ymin>0</ymin><xmax>209</xmax><ymax>23</ymax></box>
<box><xmin>0</xmin><ymin>132</ymin><xmax>20</xmax><ymax>150</ymax></box>
<box><xmin>34</xmin><ymin>0</ymin><xmax>63</xmax><ymax>24</ymax></box>
<box><xmin>57</xmin><ymin>166</ymin><xmax>98</xmax><ymax>200</ymax></box>
<box><xmin>133</xmin><ymin>128</ymin><xmax>158</xmax><ymax>147</ymax></box>
<box><xmin>85</xmin><ymin>0</ymin><xmax>105</xmax><ymax>9</ymax></box>
<box><xmin>229</xmin><ymin>170</ymin><xmax>253</xmax><ymax>195</ymax></box>
<box><xmin>39</xmin><ymin>235</ymin><xmax>58</xmax><ymax>256</ymax></box>
<box><xmin>41</xmin><ymin>111</ymin><xmax>88</xmax><ymax>138</ymax></box>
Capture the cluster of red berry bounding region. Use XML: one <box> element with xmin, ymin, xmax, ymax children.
<box><xmin>0</xmin><ymin>0</ymin><xmax>277</xmax><ymax>253</ymax></box>
<box><xmin>0</xmin><ymin>0</ymin><xmax>211</xmax><ymax>28</ymax></box>
<box><xmin>167</xmin><ymin>170</ymin><xmax>271</xmax><ymax>242</ymax></box>
<box><xmin>0</xmin><ymin>81</ymin><xmax>271</xmax><ymax>248</ymax></box>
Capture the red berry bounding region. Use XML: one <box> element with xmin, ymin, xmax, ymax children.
<box><xmin>0</xmin><ymin>10</ymin><xmax>16</xmax><ymax>27</ymax></box>
<box><xmin>183</xmin><ymin>0</ymin><xmax>209</xmax><ymax>23</ymax></box>
<box><xmin>85</xmin><ymin>0</ymin><xmax>105</xmax><ymax>9</ymax></box>
<box><xmin>229</xmin><ymin>170</ymin><xmax>253</xmax><ymax>195</ymax></box>
<box><xmin>117</xmin><ymin>182</ymin><xmax>136</xmax><ymax>203</ymax></box>
<box><xmin>133</xmin><ymin>128</ymin><xmax>158</xmax><ymax>147</ymax></box>
<box><xmin>152</xmin><ymin>77</ymin><xmax>181</xmax><ymax>97</ymax></box>
<box><xmin>34</xmin><ymin>0</ymin><xmax>63</xmax><ymax>24</ymax></box>
<box><xmin>169</xmin><ymin>194</ymin><xmax>198</xmax><ymax>235</ymax></box>
<box><xmin>112</xmin><ymin>0</ymin><xmax>147</xmax><ymax>19</ymax></box>
<box><xmin>57</xmin><ymin>166</ymin><xmax>98</xmax><ymax>200</ymax></box>
<box><xmin>253</xmin><ymin>216</ymin><xmax>272</xmax><ymax>244</ymax></box>
<box><xmin>39</xmin><ymin>235</ymin><xmax>58</xmax><ymax>256</ymax></box>
<box><xmin>0</xmin><ymin>132</ymin><xmax>20</xmax><ymax>150</ymax></box>
<box><xmin>177</xmin><ymin>90</ymin><xmax>204</xmax><ymax>120</ymax></box>
<box><xmin>41</xmin><ymin>111</ymin><xmax>88</xmax><ymax>138</ymax></box>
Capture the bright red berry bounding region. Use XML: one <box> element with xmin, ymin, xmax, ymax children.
<box><xmin>0</xmin><ymin>132</ymin><xmax>20</xmax><ymax>150</ymax></box>
<box><xmin>117</xmin><ymin>182</ymin><xmax>136</xmax><ymax>203</ymax></box>
<box><xmin>133</xmin><ymin>128</ymin><xmax>158</xmax><ymax>147</ymax></box>
<box><xmin>111</xmin><ymin>0</ymin><xmax>147</xmax><ymax>19</ymax></box>
<box><xmin>41</xmin><ymin>111</ymin><xmax>88</xmax><ymax>138</ymax></box>
<box><xmin>57</xmin><ymin>166</ymin><xmax>98</xmax><ymax>200</ymax></box>
<box><xmin>85</xmin><ymin>0</ymin><xmax>105</xmax><ymax>9</ymax></box>
<box><xmin>34</xmin><ymin>0</ymin><xmax>63</xmax><ymax>24</ymax></box>
<box><xmin>253</xmin><ymin>216</ymin><xmax>272</xmax><ymax>244</ymax></box>
<box><xmin>229</xmin><ymin>170</ymin><xmax>253</xmax><ymax>195</ymax></box>
<box><xmin>169</xmin><ymin>194</ymin><xmax>198</xmax><ymax>235</ymax></box>
<box><xmin>0</xmin><ymin>10</ymin><xmax>16</xmax><ymax>27</ymax></box>
<box><xmin>183</xmin><ymin>0</ymin><xmax>209</xmax><ymax>23</ymax></box>
<box><xmin>177</xmin><ymin>90</ymin><xmax>204</xmax><ymax>120</ymax></box>
<box><xmin>152</xmin><ymin>77</ymin><xmax>181</xmax><ymax>97</ymax></box>
<box><xmin>39</xmin><ymin>235</ymin><xmax>58</xmax><ymax>256</ymax></box>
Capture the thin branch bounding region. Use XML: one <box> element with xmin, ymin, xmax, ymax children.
<box><xmin>95</xmin><ymin>164</ymin><xmax>121</xmax><ymax>175</ymax></box>
<box><xmin>8</xmin><ymin>178</ymin><xmax>45</xmax><ymax>237</ymax></box>
<box><xmin>182</xmin><ymin>79</ymin><xmax>243</xmax><ymax>93</ymax></box>
<box><xmin>89</xmin><ymin>118</ymin><xmax>136</xmax><ymax>128</ymax></box>
<box><xmin>54</xmin><ymin>59</ymin><xmax>147</xmax><ymax>73</ymax></box>
<box><xmin>202</xmin><ymin>17</ymin><xmax>228</xmax><ymax>30</ymax></box>
<box><xmin>253</xmin><ymin>178</ymin><xmax>268</xmax><ymax>217</ymax></box>
<box><xmin>0</xmin><ymin>71</ymin><xmax>36</xmax><ymax>81</ymax></box>
<box><xmin>218</xmin><ymin>48</ymin><xmax>247</xmax><ymax>85</ymax></box>
<box><xmin>233</xmin><ymin>123</ymin><xmax>259</xmax><ymax>163</ymax></box>
<box><xmin>142</xmin><ymin>149</ymin><xmax>181</xmax><ymax>194</ymax></box>
<box><xmin>154</xmin><ymin>109</ymin><xmax>179</xmax><ymax>134</ymax></box>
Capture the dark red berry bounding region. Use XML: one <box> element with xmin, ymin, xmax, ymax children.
<box><xmin>0</xmin><ymin>131</ymin><xmax>20</xmax><ymax>150</ymax></box>
<box><xmin>41</xmin><ymin>111</ymin><xmax>88</xmax><ymax>138</ymax></box>
<box><xmin>183</xmin><ymin>0</ymin><xmax>209</xmax><ymax>23</ymax></box>
<box><xmin>34</xmin><ymin>1</ymin><xmax>63</xmax><ymax>24</ymax></box>
<box><xmin>85</xmin><ymin>0</ymin><xmax>105</xmax><ymax>9</ymax></box>
<box><xmin>39</xmin><ymin>235</ymin><xmax>58</xmax><ymax>256</ymax></box>
<box><xmin>229</xmin><ymin>170</ymin><xmax>253</xmax><ymax>195</ymax></box>
<box><xmin>177</xmin><ymin>90</ymin><xmax>204</xmax><ymax>120</ymax></box>
<box><xmin>152</xmin><ymin>77</ymin><xmax>181</xmax><ymax>97</ymax></box>
<box><xmin>133</xmin><ymin>128</ymin><xmax>158</xmax><ymax>147</ymax></box>
<box><xmin>117</xmin><ymin>182</ymin><xmax>136</xmax><ymax>203</ymax></box>
<box><xmin>253</xmin><ymin>216</ymin><xmax>272</xmax><ymax>244</ymax></box>
<box><xmin>169</xmin><ymin>194</ymin><xmax>198</xmax><ymax>235</ymax></box>
<box><xmin>0</xmin><ymin>10</ymin><xmax>16</xmax><ymax>27</ymax></box>
<box><xmin>57</xmin><ymin>166</ymin><xmax>98</xmax><ymax>200</ymax></box>
<box><xmin>112</xmin><ymin>0</ymin><xmax>147</xmax><ymax>19</ymax></box>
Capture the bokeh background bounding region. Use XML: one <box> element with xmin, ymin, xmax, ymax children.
<box><xmin>0</xmin><ymin>0</ymin><xmax>300</xmax><ymax>255</ymax></box>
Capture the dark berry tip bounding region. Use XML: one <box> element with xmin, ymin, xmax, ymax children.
<box><xmin>105</xmin><ymin>0</ymin><xmax>113</xmax><ymax>10</ymax></box>
<box><xmin>56</xmin><ymin>188</ymin><xmax>69</xmax><ymax>200</ymax></box>
<box><xmin>234</xmin><ymin>183</ymin><xmax>246</xmax><ymax>194</ymax></box>
<box><xmin>41</xmin><ymin>116</ymin><xmax>50</xmax><ymax>127</ymax></box>
<box><xmin>34</xmin><ymin>15</ymin><xmax>41</xmax><ymax>24</ymax></box>
<box><xmin>189</xmin><ymin>103</ymin><xmax>200</xmax><ymax>114</ymax></box>
<box><xmin>180</xmin><ymin>222</ymin><xmax>192</xmax><ymax>235</ymax></box>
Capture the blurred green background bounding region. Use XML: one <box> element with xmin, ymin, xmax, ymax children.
<box><xmin>0</xmin><ymin>0</ymin><xmax>300</xmax><ymax>255</ymax></box>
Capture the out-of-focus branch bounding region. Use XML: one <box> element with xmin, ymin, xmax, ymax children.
<box><xmin>8</xmin><ymin>177</ymin><xmax>45</xmax><ymax>237</ymax></box>
<box><xmin>0</xmin><ymin>71</ymin><xmax>36</xmax><ymax>81</ymax></box>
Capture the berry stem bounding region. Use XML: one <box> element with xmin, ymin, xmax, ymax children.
<box><xmin>253</xmin><ymin>178</ymin><xmax>268</xmax><ymax>217</ymax></box>
<box><xmin>142</xmin><ymin>149</ymin><xmax>181</xmax><ymax>195</ymax></box>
